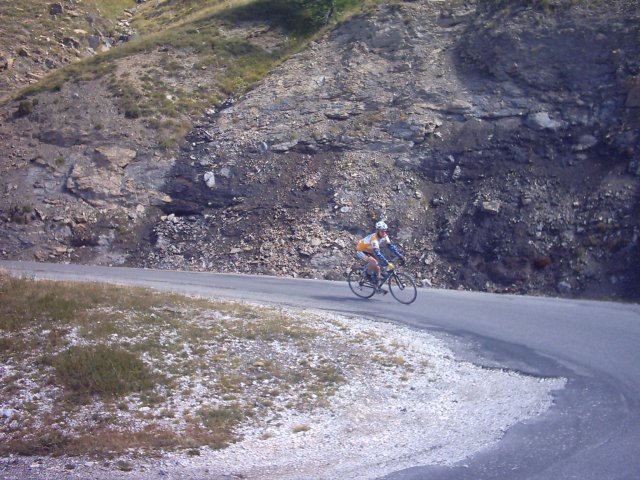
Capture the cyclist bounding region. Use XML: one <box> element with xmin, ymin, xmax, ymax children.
<box><xmin>356</xmin><ymin>220</ymin><xmax>403</xmax><ymax>293</ymax></box>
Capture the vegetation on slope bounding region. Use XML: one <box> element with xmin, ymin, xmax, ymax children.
<box><xmin>8</xmin><ymin>0</ymin><xmax>367</xmax><ymax>148</ymax></box>
<box><xmin>0</xmin><ymin>270</ymin><xmax>419</xmax><ymax>458</ymax></box>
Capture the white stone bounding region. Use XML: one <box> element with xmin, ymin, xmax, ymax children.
<box><xmin>527</xmin><ymin>112</ymin><xmax>562</xmax><ymax>131</ymax></box>
<box><xmin>204</xmin><ymin>171</ymin><xmax>216</xmax><ymax>188</ymax></box>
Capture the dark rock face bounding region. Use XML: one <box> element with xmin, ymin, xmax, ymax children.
<box><xmin>1</xmin><ymin>0</ymin><xmax>639</xmax><ymax>300</ymax></box>
<box><xmin>132</xmin><ymin>1</ymin><xmax>639</xmax><ymax>299</ymax></box>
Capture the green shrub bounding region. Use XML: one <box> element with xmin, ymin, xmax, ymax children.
<box><xmin>54</xmin><ymin>345</ymin><xmax>160</xmax><ymax>399</ymax></box>
<box><xmin>195</xmin><ymin>404</ymin><xmax>246</xmax><ymax>448</ymax></box>
<box><xmin>221</xmin><ymin>0</ymin><xmax>348</xmax><ymax>37</ymax></box>
<box><xmin>15</xmin><ymin>100</ymin><xmax>34</xmax><ymax>117</ymax></box>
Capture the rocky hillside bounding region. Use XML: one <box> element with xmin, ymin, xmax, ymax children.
<box><xmin>1</xmin><ymin>0</ymin><xmax>639</xmax><ymax>300</ymax></box>
<box><xmin>0</xmin><ymin>0</ymin><xmax>136</xmax><ymax>101</ymax></box>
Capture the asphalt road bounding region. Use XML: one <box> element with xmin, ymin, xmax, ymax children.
<box><xmin>2</xmin><ymin>260</ymin><xmax>639</xmax><ymax>480</ymax></box>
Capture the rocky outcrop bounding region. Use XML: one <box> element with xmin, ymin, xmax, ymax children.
<box><xmin>0</xmin><ymin>68</ymin><xmax>177</xmax><ymax>264</ymax></box>
<box><xmin>1</xmin><ymin>0</ymin><xmax>639</xmax><ymax>300</ymax></box>
<box><xmin>136</xmin><ymin>0</ymin><xmax>640</xmax><ymax>299</ymax></box>
<box><xmin>65</xmin><ymin>146</ymin><xmax>138</xmax><ymax>207</ymax></box>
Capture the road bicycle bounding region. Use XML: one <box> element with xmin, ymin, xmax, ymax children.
<box><xmin>347</xmin><ymin>258</ymin><xmax>417</xmax><ymax>304</ymax></box>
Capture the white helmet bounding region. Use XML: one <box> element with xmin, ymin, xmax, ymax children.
<box><xmin>375</xmin><ymin>220</ymin><xmax>388</xmax><ymax>230</ymax></box>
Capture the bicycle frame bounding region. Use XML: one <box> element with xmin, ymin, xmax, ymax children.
<box><xmin>348</xmin><ymin>257</ymin><xmax>417</xmax><ymax>304</ymax></box>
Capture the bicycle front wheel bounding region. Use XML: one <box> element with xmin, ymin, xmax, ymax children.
<box><xmin>348</xmin><ymin>269</ymin><xmax>376</xmax><ymax>299</ymax></box>
<box><xmin>388</xmin><ymin>272</ymin><xmax>417</xmax><ymax>304</ymax></box>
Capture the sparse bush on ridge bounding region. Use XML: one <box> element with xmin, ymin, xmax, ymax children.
<box><xmin>3</xmin><ymin>0</ymin><xmax>373</xmax><ymax>153</ymax></box>
<box><xmin>13</xmin><ymin>0</ymin><xmax>365</xmax><ymax>101</ymax></box>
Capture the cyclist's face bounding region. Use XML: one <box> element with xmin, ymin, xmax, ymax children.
<box><xmin>377</xmin><ymin>229</ymin><xmax>388</xmax><ymax>237</ymax></box>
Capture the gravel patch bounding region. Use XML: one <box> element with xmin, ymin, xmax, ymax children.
<box><xmin>0</xmin><ymin>308</ymin><xmax>564</xmax><ymax>480</ymax></box>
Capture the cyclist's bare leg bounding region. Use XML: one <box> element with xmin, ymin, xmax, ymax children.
<box><xmin>365</xmin><ymin>257</ymin><xmax>388</xmax><ymax>293</ymax></box>
<box><xmin>365</xmin><ymin>257</ymin><xmax>380</xmax><ymax>282</ymax></box>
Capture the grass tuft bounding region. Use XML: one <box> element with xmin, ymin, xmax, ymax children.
<box><xmin>53</xmin><ymin>345</ymin><xmax>161</xmax><ymax>399</ymax></box>
<box><xmin>292</xmin><ymin>423</ymin><xmax>310</xmax><ymax>433</ymax></box>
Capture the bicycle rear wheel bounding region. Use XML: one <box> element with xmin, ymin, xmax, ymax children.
<box><xmin>348</xmin><ymin>269</ymin><xmax>376</xmax><ymax>299</ymax></box>
<box><xmin>388</xmin><ymin>272</ymin><xmax>417</xmax><ymax>304</ymax></box>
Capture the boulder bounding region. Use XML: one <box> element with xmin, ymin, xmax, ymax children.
<box><xmin>62</xmin><ymin>37</ymin><xmax>81</xmax><ymax>49</ymax></box>
<box><xmin>480</xmin><ymin>200</ymin><xmax>501</xmax><ymax>214</ymax></box>
<box><xmin>49</xmin><ymin>3</ymin><xmax>63</xmax><ymax>15</ymax></box>
<box><xmin>444</xmin><ymin>99</ymin><xmax>473</xmax><ymax>113</ymax></box>
<box><xmin>93</xmin><ymin>146</ymin><xmax>137</xmax><ymax>170</ymax></box>
<box><xmin>572</xmin><ymin>135</ymin><xmax>598</xmax><ymax>152</ymax></box>
<box><xmin>324</xmin><ymin>109</ymin><xmax>351</xmax><ymax>120</ymax></box>
<box><xmin>66</xmin><ymin>159</ymin><xmax>132</xmax><ymax>206</ymax></box>
<box><xmin>385</xmin><ymin>120</ymin><xmax>426</xmax><ymax>142</ymax></box>
<box><xmin>557</xmin><ymin>280</ymin><xmax>572</xmax><ymax>294</ymax></box>
<box><xmin>271</xmin><ymin>140</ymin><xmax>298</xmax><ymax>152</ymax></box>
<box><xmin>526</xmin><ymin>112</ymin><xmax>563</xmax><ymax>131</ymax></box>
<box><xmin>204</xmin><ymin>171</ymin><xmax>216</xmax><ymax>188</ymax></box>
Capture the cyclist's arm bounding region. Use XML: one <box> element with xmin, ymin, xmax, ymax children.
<box><xmin>388</xmin><ymin>243</ymin><xmax>402</xmax><ymax>258</ymax></box>
<box><xmin>373</xmin><ymin>247</ymin><xmax>390</xmax><ymax>266</ymax></box>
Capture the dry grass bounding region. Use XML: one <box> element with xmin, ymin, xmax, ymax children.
<box><xmin>0</xmin><ymin>273</ymin><xmax>414</xmax><ymax>459</ymax></box>
<box><xmin>10</xmin><ymin>0</ymin><xmax>371</xmax><ymax>123</ymax></box>
<box><xmin>53</xmin><ymin>344</ymin><xmax>164</xmax><ymax>399</ymax></box>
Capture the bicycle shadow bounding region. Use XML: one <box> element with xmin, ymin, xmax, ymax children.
<box><xmin>311</xmin><ymin>291</ymin><xmax>417</xmax><ymax>308</ymax></box>
<box><xmin>311</xmin><ymin>294</ymin><xmax>384</xmax><ymax>303</ymax></box>
<box><xmin>309</xmin><ymin>295</ymin><xmax>383</xmax><ymax>317</ymax></box>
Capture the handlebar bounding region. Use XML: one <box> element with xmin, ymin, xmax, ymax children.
<box><xmin>385</xmin><ymin>256</ymin><xmax>405</xmax><ymax>272</ymax></box>
<box><xmin>390</xmin><ymin>256</ymin><xmax>405</xmax><ymax>267</ymax></box>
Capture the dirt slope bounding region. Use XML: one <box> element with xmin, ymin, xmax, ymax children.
<box><xmin>1</xmin><ymin>0</ymin><xmax>639</xmax><ymax>300</ymax></box>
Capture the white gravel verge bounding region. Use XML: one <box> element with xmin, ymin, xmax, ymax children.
<box><xmin>0</xmin><ymin>311</ymin><xmax>565</xmax><ymax>480</ymax></box>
